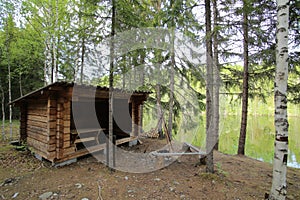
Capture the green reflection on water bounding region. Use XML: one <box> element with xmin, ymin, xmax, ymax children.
<box><xmin>193</xmin><ymin>114</ymin><xmax>300</xmax><ymax>168</ymax></box>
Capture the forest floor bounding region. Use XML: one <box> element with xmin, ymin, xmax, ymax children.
<box><xmin>1</xmin><ymin>138</ymin><xmax>300</xmax><ymax>200</ymax></box>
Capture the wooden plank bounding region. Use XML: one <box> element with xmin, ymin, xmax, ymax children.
<box><xmin>63</xmin><ymin>134</ymin><xmax>70</xmax><ymax>141</ymax></box>
<box><xmin>63</xmin><ymin>140</ymin><xmax>70</xmax><ymax>148</ymax></box>
<box><xmin>31</xmin><ymin>148</ymin><xmax>56</xmax><ymax>162</ymax></box>
<box><xmin>27</xmin><ymin>137</ymin><xmax>56</xmax><ymax>152</ymax></box>
<box><xmin>116</xmin><ymin>136</ymin><xmax>138</xmax><ymax>145</ymax></box>
<box><xmin>64</xmin><ymin>121</ymin><xmax>71</xmax><ymax>127</ymax></box>
<box><xmin>27</xmin><ymin>120</ymin><xmax>47</xmax><ymax>128</ymax></box>
<box><xmin>63</xmin><ymin>146</ymin><xmax>76</xmax><ymax>155</ymax></box>
<box><xmin>27</xmin><ymin>109</ymin><xmax>47</xmax><ymax>116</ymax></box>
<box><xmin>27</xmin><ymin>125</ymin><xmax>48</xmax><ymax>134</ymax></box>
<box><xmin>71</xmin><ymin>128</ymin><xmax>106</xmax><ymax>135</ymax></box>
<box><xmin>48</xmin><ymin>127</ymin><xmax>56</xmax><ymax>136</ymax></box>
<box><xmin>151</xmin><ymin>152</ymin><xmax>207</xmax><ymax>156</ymax></box>
<box><xmin>27</xmin><ymin>103</ymin><xmax>47</xmax><ymax>110</ymax></box>
<box><xmin>48</xmin><ymin>114</ymin><xmax>56</xmax><ymax>121</ymax></box>
<box><xmin>183</xmin><ymin>142</ymin><xmax>203</xmax><ymax>153</ymax></box>
<box><xmin>74</xmin><ymin>137</ymin><xmax>96</xmax><ymax>144</ymax></box>
<box><xmin>55</xmin><ymin>137</ymin><xmax>137</xmax><ymax>163</ymax></box>
<box><xmin>27</xmin><ymin>114</ymin><xmax>47</xmax><ymax>123</ymax></box>
<box><xmin>27</xmin><ymin>131</ymin><xmax>56</xmax><ymax>144</ymax></box>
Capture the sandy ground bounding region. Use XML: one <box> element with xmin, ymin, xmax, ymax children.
<box><xmin>1</xmin><ymin>138</ymin><xmax>300</xmax><ymax>200</ymax></box>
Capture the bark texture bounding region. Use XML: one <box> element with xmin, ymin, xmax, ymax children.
<box><xmin>212</xmin><ymin>0</ymin><xmax>220</xmax><ymax>151</ymax></box>
<box><xmin>269</xmin><ymin>0</ymin><xmax>289</xmax><ymax>199</ymax></box>
<box><xmin>238</xmin><ymin>0</ymin><xmax>249</xmax><ymax>155</ymax></box>
<box><xmin>108</xmin><ymin>0</ymin><xmax>116</xmax><ymax>170</ymax></box>
<box><xmin>205</xmin><ymin>0</ymin><xmax>214</xmax><ymax>173</ymax></box>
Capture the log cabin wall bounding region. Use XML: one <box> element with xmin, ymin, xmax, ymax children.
<box><xmin>62</xmin><ymin>98</ymin><xmax>76</xmax><ymax>158</ymax></box>
<box><xmin>46</xmin><ymin>95</ymin><xmax>58</xmax><ymax>161</ymax></box>
<box><xmin>12</xmin><ymin>82</ymin><xmax>150</xmax><ymax>164</ymax></box>
<box><xmin>26</xmin><ymin>99</ymin><xmax>57</xmax><ymax>160</ymax></box>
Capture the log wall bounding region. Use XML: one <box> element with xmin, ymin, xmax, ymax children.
<box><xmin>18</xmin><ymin>84</ymin><xmax>148</xmax><ymax>163</ymax></box>
<box><xmin>26</xmin><ymin>99</ymin><xmax>57</xmax><ymax>160</ymax></box>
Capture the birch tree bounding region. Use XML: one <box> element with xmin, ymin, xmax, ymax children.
<box><xmin>0</xmin><ymin>77</ymin><xmax>5</xmax><ymax>140</ymax></box>
<box><xmin>268</xmin><ymin>0</ymin><xmax>289</xmax><ymax>199</ymax></box>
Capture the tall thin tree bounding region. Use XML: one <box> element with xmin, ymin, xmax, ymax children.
<box><xmin>168</xmin><ymin>0</ymin><xmax>176</xmax><ymax>140</ymax></box>
<box><xmin>205</xmin><ymin>0</ymin><xmax>214</xmax><ymax>173</ymax></box>
<box><xmin>238</xmin><ymin>0</ymin><xmax>249</xmax><ymax>155</ymax></box>
<box><xmin>268</xmin><ymin>0</ymin><xmax>289</xmax><ymax>199</ymax></box>
<box><xmin>212</xmin><ymin>0</ymin><xmax>220</xmax><ymax>151</ymax></box>
<box><xmin>0</xmin><ymin>77</ymin><xmax>5</xmax><ymax>140</ymax></box>
<box><xmin>108</xmin><ymin>0</ymin><xmax>116</xmax><ymax>170</ymax></box>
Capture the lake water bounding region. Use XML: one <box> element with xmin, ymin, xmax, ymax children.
<box><xmin>193</xmin><ymin>115</ymin><xmax>300</xmax><ymax>168</ymax></box>
<box><xmin>144</xmin><ymin>97</ymin><xmax>300</xmax><ymax>168</ymax></box>
<box><xmin>221</xmin><ymin>115</ymin><xmax>300</xmax><ymax>168</ymax></box>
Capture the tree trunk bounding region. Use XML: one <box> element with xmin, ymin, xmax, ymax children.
<box><xmin>205</xmin><ymin>0</ymin><xmax>214</xmax><ymax>173</ymax></box>
<box><xmin>238</xmin><ymin>0</ymin><xmax>249</xmax><ymax>155</ymax></box>
<box><xmin>0</xmin><ymin>79</ymin><xmax>5</xmax><ymax>140</ymax></box>
<box><xmin>53</xmin><ymin>0</ymin><xmax>59</xmax><ymax>82</ymax></box>
<box><xmin>19</xmin><ymin>72</ymin><xmax>23</xmax><ymax>97</ymax></box>
<box><xmin>44</xmin><ymin>41</ymin><xmax>49</xmax><ymax>85</ymax></box>
<box><xmin>269</xmin><ymin>0</ymin><xmax>289</xmax><ymax>199</ymax></box>
<box><xmin>156</xmin><ymin>84</ymin><xmax>163</xmax><ymax>138</ymax></box>
<box><xmin>139</xmin><ymin>51</ymin><xmax>145</xmax><ymax>133</ymax></box>
<box><xmin>80</xmin><ymin>37</ymin><xmax>85</xmax><ymax>84</ymax></box>
<box><xmin>168</xmin><ymin>26</ymin><xmax>175</xmax><ymax>140</ymax></box>
<box><xmin>212</xmin><ymin>0</ymin><xmax>220</xmax><ymax>151</ymax></box>
<box><xmin>5</xmin><ymin>31</ymin><xmax>13</xmax><ymax>140</ymax></box>
<box><xmin>8</xmin><ymin>54</ymin><xmax>12</xmax><ymax>140</ymax></box>
<box><xmin>108</xmin><ymin>0</ymin><xmax>116</xmax><ymax>170</ymax></box>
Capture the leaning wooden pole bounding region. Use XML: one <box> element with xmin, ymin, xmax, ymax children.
<box><xmin>269</xmin><ymin>0</ymin><xmax>289</xmax><ymax>199</ymax></box>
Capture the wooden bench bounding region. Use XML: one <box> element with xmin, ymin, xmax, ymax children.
<box><xmin>71</xmin><ymin>128</ymin><xmax>106</xmax><ymax>145</ymax></box>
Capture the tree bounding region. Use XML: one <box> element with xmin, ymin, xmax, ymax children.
<box><xmin>212</xmin><ymin>0</ymin><xmax>220</xmax><ymax>151</ymax></box>
<box><xmin>108</xmin><ymin>0</ymin><xmax>116</xmax><ymax>170</ymax></box>
<box><xmin>205</xmin><ymin>0</ymin><xmax>214</xmax><ymax>173</ymax></box>
<box><xmin>0</xmin><ymin>76</ymin><xmax>5</xmax><ymax>140</ymax></box>
<box><xmin>3</xmin><ymin>14</ymin><xmax>15</xmax><ymax>140</ymax></box>
<box><xmin>238</xmin><ymin>0</ymin><xmax>249</xmax><ymax>155</ymax></box>
<box><xmin>268</xmin><ymin>0</ymin><xmax>289</xmax><ymax>198</ymax></box>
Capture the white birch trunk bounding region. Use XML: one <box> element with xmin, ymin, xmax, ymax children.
<box><xmin>8</xmin><ymin>55</ymin><xmax>12</xmax><ymax>140</ymax></box>
<box><xmin>53</xmin><ymin>0</ymin><xmax>58</xmax><ymax>82</ymax></box>
<box><xmin>0</xmin><ymin>79</ymin><xmax>5</xmax><ymax>140</ymax></box>
<box><xmin>269</xmin><ymin>0</ymin><xmax>289</xmax><ymax>199</ymax></box>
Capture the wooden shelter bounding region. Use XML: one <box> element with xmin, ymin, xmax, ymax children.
<box><xmin>11</xmin><ymin>82</ymin><xmax>149</xmax><ymax>164</ymax></box>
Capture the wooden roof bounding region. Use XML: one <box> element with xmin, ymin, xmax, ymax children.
<box><xmin>10</xmin><ymin>82</ymin><xmax>150</xmax><ymax>105</ymax></box>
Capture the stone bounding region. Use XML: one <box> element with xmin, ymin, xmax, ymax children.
<box><xmin>12</xmin><ymin>192</ymin><xmax>19</xmax><ymax>198</ymax></box>
<box><xmin>39</xmin><ymin>192</ymin><xmax>53</xmax><ymax>200</ymax></box>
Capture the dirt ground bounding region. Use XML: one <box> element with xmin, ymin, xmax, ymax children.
<box><xmin>1</xmin><ymin>138</ymin><xmax>300</xmax><ymax>200</ymax></box>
